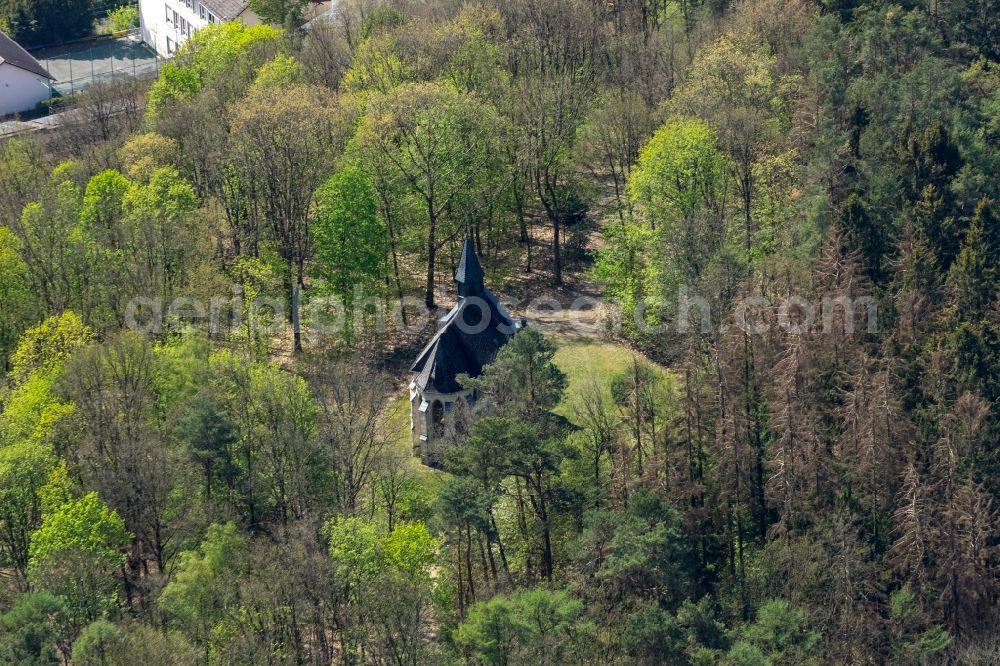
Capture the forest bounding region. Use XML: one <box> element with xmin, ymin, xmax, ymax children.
<box><xmin>1</xmin><ymin>0</ymin><xmax>1000</xmax><ymax>663</ymax></box>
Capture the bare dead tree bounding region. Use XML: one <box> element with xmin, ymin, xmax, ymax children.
<box><xmin>573</xmin><ymin>379</ymin><xmax>619</xmax><ymax>501</ymax></box>
<box><xmin>313</xmin><ymin>362</ymin><xmax>395</xmax><ymax>515</ymax></box>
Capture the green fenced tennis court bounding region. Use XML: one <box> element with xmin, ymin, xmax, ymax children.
<box><xmin>31</xmin><ymin>34</ymin><xmax>166</xmax><ymax>97</ymax></box>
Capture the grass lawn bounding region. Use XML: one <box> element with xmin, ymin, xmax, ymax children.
<box><xmin>553</xmin><ymin>337</ymin><xmax>674</xmax><ymax>425</ymax></box>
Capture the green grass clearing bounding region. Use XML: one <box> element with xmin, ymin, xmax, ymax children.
<box><xmin>552</xmin><ymin>337</ymin><xmax>676</xmax><ymax>425</ymax></box>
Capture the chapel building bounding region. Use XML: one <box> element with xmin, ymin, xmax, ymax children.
<box><xmin>409</xmin><ymin>237</ymin><xmax>520</xmax><ymax>465</ymax></box>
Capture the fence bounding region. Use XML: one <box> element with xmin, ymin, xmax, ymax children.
<box><xmin>31</xmin><ymin>32</ymin><xmax>170</xmax><ymax>98</ymax></box>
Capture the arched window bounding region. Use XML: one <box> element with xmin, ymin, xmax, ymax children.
<box><xmin>432</xmin><ymin>400</ymin><xmax>444</xmax><ymax>429</ymax></box>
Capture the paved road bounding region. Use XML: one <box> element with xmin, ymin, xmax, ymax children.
<box><xmin>0</xmin><ymin>110</ymin><xmax>75</xmax><ymax>139</ymax></box>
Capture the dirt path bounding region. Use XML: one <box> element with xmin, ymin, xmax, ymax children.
<box><xmin>517</xmin><ymin>283</ymin><xmax>610</xmax><ymax>340</ymax></box>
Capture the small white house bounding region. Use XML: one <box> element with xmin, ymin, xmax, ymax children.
<box><xmin>0</xmin><ymin>31</ymin><xmax>53</xmax><ymax>117</ymax></box>
<box><xmin>139</xmin><ymin>0</ymin><xmax>263</xmax><ymax>58</ymax></box>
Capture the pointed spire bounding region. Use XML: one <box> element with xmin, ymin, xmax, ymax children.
<box><xmin>455</xmin><ymin>236</ymin><xmax>484</xmax><ymax>297</ymax></box>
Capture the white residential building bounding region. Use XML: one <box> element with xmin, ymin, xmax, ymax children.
<box><xmin>0</xmin><ymin>31</ymin><xmax>53</xmax><ymax>117</ymax></box>
<box><xmin>139</xmin><ymin>0</ymin><xmax>262</xmax><ymax>58</ymax></box>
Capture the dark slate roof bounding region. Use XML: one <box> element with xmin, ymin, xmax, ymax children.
<box><xmin>411</xmin><ymin>237</ymin><xmax>518</xmax><ymax>394</ymax></box>
<box><xmin>411</xmin><ymin>295</ymin><xmax>517</xmax><ymax>393</ymax></box>
<box><xmin>455</xmin><ymin>236</ymin><xmax>485</xmax><ymax>286</ymax></box>
<box><xmin>0</xmin><ymin>31</ymin><xmax>52</xmax><ymax>79</ymax></box>
<box><xmin>201</xmin><ymin>0</ymin><xmax>250</xmax><ymax>20</ymax></box>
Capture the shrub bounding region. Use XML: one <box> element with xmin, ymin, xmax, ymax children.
<box><xmin>108</xmin><ymin>5</ymin><xmax>139</xmax><ymax>33</ymax></box>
